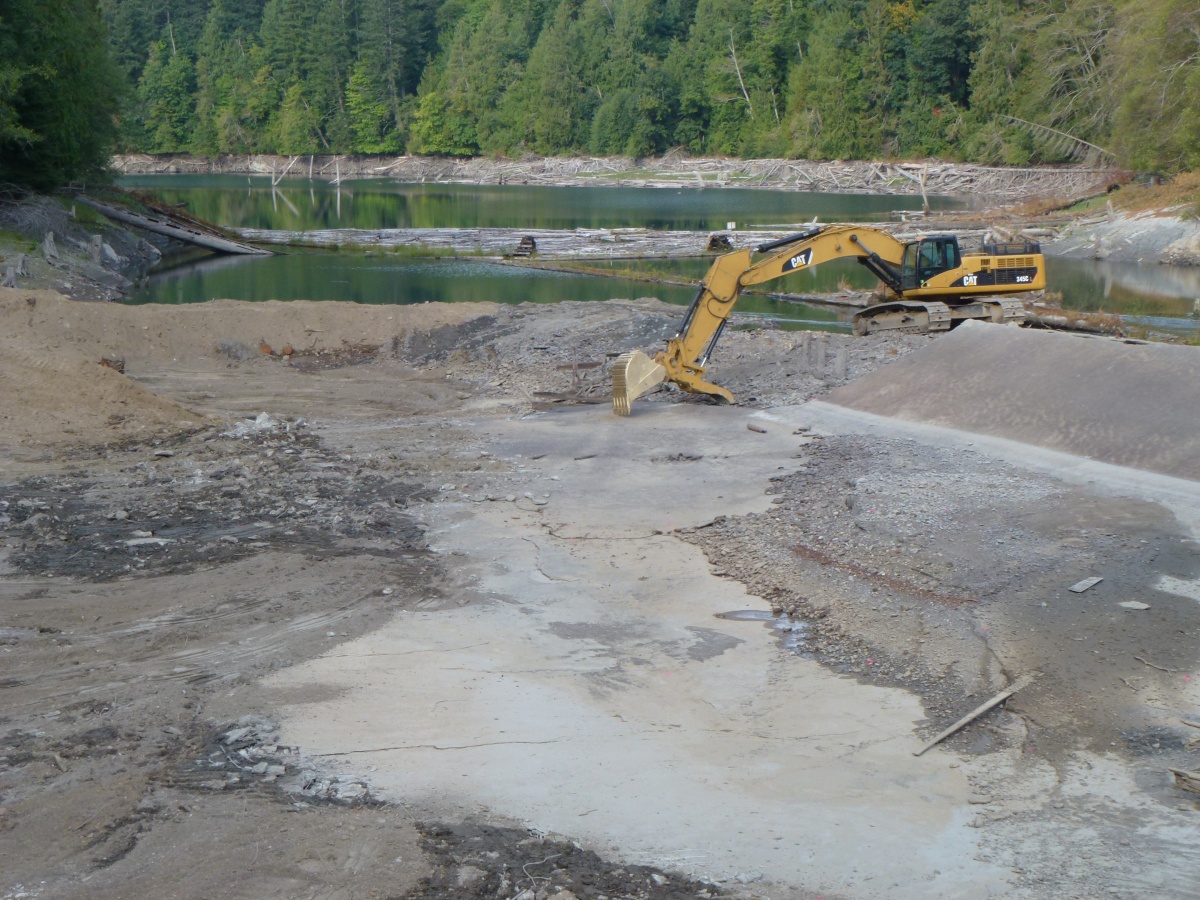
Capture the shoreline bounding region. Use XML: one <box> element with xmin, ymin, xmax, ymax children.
<box><xmin>113</xmin><ymin>153</ymin><xmax>1122</xmax><ymax>203</ymax></box>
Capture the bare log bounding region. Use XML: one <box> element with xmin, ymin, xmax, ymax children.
<box><xmin>914</xmin><ymin>675</ymin><xmax>1036</xmax><ymax>757</ymax></box>
<box><xmin>76</xmin><ymin>196</ymin><xmax>270</xmax><ymax>256</ymax></box>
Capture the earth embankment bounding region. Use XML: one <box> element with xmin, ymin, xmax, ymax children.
<box><xmin>827</xmin><ymin>321</ymin><xmax>1200</xmax><ymax>480</ymax></box>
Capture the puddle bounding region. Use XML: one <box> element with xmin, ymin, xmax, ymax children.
<box><xmin>715</xmin><ymin>609</ymin><xmax>810</xmax><ymax>654</ymax></box>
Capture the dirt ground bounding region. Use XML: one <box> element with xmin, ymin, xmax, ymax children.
<box><xmin>2</xmin><ymin>289</ymin><xmax>1199</xmax><ymax>900</ymax></box>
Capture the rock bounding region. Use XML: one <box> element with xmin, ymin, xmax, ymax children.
<box><xmin>968</xmin><ymin>793</ymin><xmax>994</xmax><ymax>805</ymax></box>
<box><xmin>250</xmin><ymin>762</ymin><xmax>269</xmax><ymax>775</ymax></box>
<box><xmin>455</xmin><ymin>866</ymin><xmax>486</xmax><ymax>887</ymax></box>
<box><xmin>334</xmin><ymin>782</ymin><xmax>367</xmax><ymax>802</ymax></box>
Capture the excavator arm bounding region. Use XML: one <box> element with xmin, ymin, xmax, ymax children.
<box><xmin>611</xmin><ymin>225</ymin><xmax>906</xmax><ymax>415</ymax></box>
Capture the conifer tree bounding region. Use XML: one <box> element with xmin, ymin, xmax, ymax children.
<box><xmin>0</xmin><ymin>0</ymin><xmax>122</xmax><ymax>189</ymax></box>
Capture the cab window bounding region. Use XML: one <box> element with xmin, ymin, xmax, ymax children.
<box><xmin>901</xmin><ymin>243</ymin><xmax>920</xmax><ymax>290</ymax></box>
<box><xmin>916</xmin><ymin>239</ymin><xmax>959</xmax><ymax>283</ymax></box>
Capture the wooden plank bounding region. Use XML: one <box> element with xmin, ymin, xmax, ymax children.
<box><xmin>76</xmin><ymin>196</ymin><xmax>271</xmax><ymax>256</ymax></box>
<box><xmin>914</xmin><ymin>675</ymin><xmax>1035</xmax><ymax>757</ymax></box>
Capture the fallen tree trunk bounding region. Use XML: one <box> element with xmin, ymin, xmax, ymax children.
<box><xmin>76</xmin><ymin>196</ymin><xmax>271</xmax><ymax>256</ymax></box>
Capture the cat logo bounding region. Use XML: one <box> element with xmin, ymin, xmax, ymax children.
<box><xmin>782</xmin><ymin>248</ymin><xmax>813</xmax><ymax>272</ymax></box>
<box><xmin>962</xmin><ymin>273</ymin><xmax>978</xmax><ymax>286</ymax></box>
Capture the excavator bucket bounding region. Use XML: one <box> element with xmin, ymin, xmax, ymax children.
<box><xmin>611</xmin><ymin>350</ymin><xmax>667</xmax><ymax>416</ymax></box>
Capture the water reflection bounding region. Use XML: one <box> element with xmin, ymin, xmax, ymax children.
<box><xmin>1048</xmin><ymin>257</ymin><xmax>1200</xmax><ymax>317</ymax></box>
<box><xmin>118</xmin><ymin>175</ymin><xmax>955</xmax><ymax>232</ymax></box>
<box><xmin>127</xmin><ymin>251</ymin><xmax>853</xmax><ymax>332</ymax></box>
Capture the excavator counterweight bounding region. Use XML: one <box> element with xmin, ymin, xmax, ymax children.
<box><xmin>611</xmin><ymin>224</ymin><xmax>1045</xmax><ymax>415</ymax></box>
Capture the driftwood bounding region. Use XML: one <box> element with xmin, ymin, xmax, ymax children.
<box><xmin>1169</xmin><ymin>769</ymin><xmax>1200</xmax><ymax>795</ymax></box>
<box><xmin>235</xmin><ymin>224</ymin><xmax>804</xmax><ymax>259</ymax></box>
<box><xmin>76</xmin><ymin>196</ymin><xmax>271</xmax><ymax>256</ymax></box>
<box><xmin>914</xmin><ymin>675</ymin><xmax>1035</xmax><ymax>757</ymax></box>
<box><xmin>1024</xmin><ymin>309</ymin><xmax>1124</xmax><ymax>336</ymax></box>
<box><xmin>112</xmin><ymin>153</ymin><xmax>1124</xmax><ymax>203</ymax></box>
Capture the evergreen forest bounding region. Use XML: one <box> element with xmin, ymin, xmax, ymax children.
<box><xmin>3</xmin><ymin>0</ymin><xmax>1200</xmax><ymax>190</ymax></box>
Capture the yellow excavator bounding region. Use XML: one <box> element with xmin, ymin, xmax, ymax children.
<box><xmin>611</xmin><ymin>224</ymin><xmax>1045</xmax><ymax>415</ymax></box>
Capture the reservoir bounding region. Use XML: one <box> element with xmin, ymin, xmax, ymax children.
<box><xmin>121</xmin><ymin>177</ymin><xmax>1200</xmax><ymax>338</ymax></box>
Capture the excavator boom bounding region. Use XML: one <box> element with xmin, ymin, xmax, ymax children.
<box><xmin>610</xmin><ymin>226</ymin><xmax>905</xmax><ymax>414</ymax></box>
<box><xmin>610</xmin><ymin>224</ymin><xmax>1044</xmax><ymax>415</ymax></box>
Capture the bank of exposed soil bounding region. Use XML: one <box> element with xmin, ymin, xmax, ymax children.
<box><xmin>2</xmin><ymin>269</ymin><xmax>1199</xmax><ymax>900</ymax></box>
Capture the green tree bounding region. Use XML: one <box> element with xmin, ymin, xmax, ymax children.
<box><xmin>271</xmin><ymin>81</ymin><xmax>323</xmax><ymax>151</ymax></box>
<box><xmin>785</xmin><ymin>5</ymin><xmax>877</xmax><ymax>159</ymax></box>
<box><xmin>1109</xmin><ymin>0</ymin><xmax>1200</xmax><ymax>170</ymax></box>
<box><xmin>0</xmin><ymin>0</ymin><xmax>122</xmax><ymax>189</ymax></box>
<box><xmin>346</xmin><ymin>64</ymin><xmax>400</xmax><ymax>151</ymax></box>
<box><xmin>138</xmin><ymin>39</ymin><xmax>198</xmax><ymax>151</ymax></box>
<box><xmin>409</xmin><ymin>90</ymin><xmax>478</xmax><ymax>154</ymax></box>
<box><xmin>500</xmin><ymin>0</ymin><xmax>593</xmax><ymax>153</ymax></box>
<box><xmin>192</xmin><ymin>0</ymin><xmax>276</xmax><ymax>153</ymax></box>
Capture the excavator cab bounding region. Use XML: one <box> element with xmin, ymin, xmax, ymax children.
<box><xmin>900</xmin><ymin>236</ymin><xmax>962</xmax><ymax>290</ymax></box>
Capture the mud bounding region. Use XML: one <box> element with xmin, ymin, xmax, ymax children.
<box><xmin>2</xmin><ymin>288</ymin><xmax>1199</xmax><ymax>899</ymax></box>
<box><xmin>685</xmin><ymin>432</ymin><xmax>1200</xmax><ymax>761</ymax></box>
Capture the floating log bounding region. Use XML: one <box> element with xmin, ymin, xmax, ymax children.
<box><xmin>76</xmin><ymin>196</ymin><xmax>271</xmax><ymax>256</ymax></box>
<box><xmin>234</xmin><ymin>224</ymin><xmax>800</xmax><ymax>259</ymax></box>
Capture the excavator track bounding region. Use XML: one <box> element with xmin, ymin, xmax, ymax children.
<box><xmin>993</xmin><ymin>298</ymin><xmax>1027</xmax><ymax>325</ymax></box>
<box><xmin>853</xmin><ymin>298</ymin><xmax>1028</xmax><ymax>335</ymax></box>
<box><xmin>853</xmin><ymin>301</ymin><xmax>953</xmax><ymax>336</ymax></box>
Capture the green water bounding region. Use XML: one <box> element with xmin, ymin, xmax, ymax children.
<box><xmin>1046</xmin><ymin>257</ymin><xmax>1200</xmax><ymax>323</ymax></box>
<box><xmin>120</xmin><ymin>177</ymin><xmax>1200</xmax><ymax>338</ymax></box>
<box><xmin>593</xmin><ymin>256</ymin><xmax>876</xmax><ymax>293</ymax></box>
<box><xmin>118</xmin><ymin>175</ymin><xmax>955</xmax><ymax>232</ymax></box>
<box><xmin>128</xmin><ymin>251</ymin><xmax>852</xmax><ymax>332</ymax></box>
